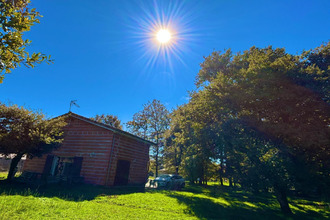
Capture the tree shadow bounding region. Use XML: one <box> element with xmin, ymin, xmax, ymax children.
<box><xmin>168</xmin><ymin>184</ymin><xmax>328</xmax><ymax>220</ymax></box>
<box><xmin>184</xmin><ymin>183</ymin><xmax>272</xmax><ymax>203</ymax></box>
<box><xmin>0</xmin><ymin>179</ymin><xmax>145</xmax><ymax>202</ymax></box>
<box><xmin>167</xmin><ymin>192</ymin><xmax>283</xmax><ymax>220</ymax></box>
<box><xmin>0</xmin><ymin>180</ymin><xmax>327</xmax><ymax>219</ymax></box>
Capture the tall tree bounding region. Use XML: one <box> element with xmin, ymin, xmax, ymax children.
<box><xmin>0</xmin><ymin>0</ymin><xmax>52</xmax><ymax>83</ymax></box>
<box><xmin>163</xmin><ymin>106</ymin><xmax>187</xmax><ymax>175</ymax></box>
<box><xmin>165</xmin><ymin>99</ymin><xmax>220</xmax><ymax>185</ymax></box>
<box><xmin>91</xmin><ymin>114</ymin><xmax>122</xmax><ymax>130</ymax></box>
<box><xmin>166</xmin><ymin>42</ymin><xmax>330</xmax><ymax>214</ymax></box>
<box><xmin>127</xmin><ymin>99</ymin><xmax>170</xmax><ymax>177</ymax></box>
<box><xmin>0</xmin><ymin>103</ymin><xmax>66</xmax><ymax>181</ymax></box>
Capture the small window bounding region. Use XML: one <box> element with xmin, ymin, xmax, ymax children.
<box><xmin>58</xmin><ymin>157</ymin><xmax>74</xmax><ymax>176</ymax></box>
<box><xmin>43</xmin><ymin>156</ymin><xmax>83</xmax><ymax>177</ymax></box>
<box><xmin>50</xmin><ymin>156</ymin><xmax>59</xmax><ymax>176</ymax></box>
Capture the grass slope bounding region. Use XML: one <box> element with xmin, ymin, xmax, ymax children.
<box><xmin>0</xmin><ymin>172</ymin><xmax>329</xmax><ymax>219</ymax></box>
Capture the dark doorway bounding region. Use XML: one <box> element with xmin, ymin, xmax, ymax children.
<box><xmin>114</xmin><ymin>160</ymin><xmax>130</xmax><ymax>186</ymax></box>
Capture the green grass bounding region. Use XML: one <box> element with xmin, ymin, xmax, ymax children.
<box><xmin>0</xmin><ymin>172</ymin><xmax>7</xmax><ymax>180</ymax></box>
<box><xmin>0</xmin><ymin>172</ymin><xmax>328</xmax><ymax>220</ymax></box>
<box><xmin>0</xmin><ymin>171</ymin><xmax>21</xmax><ymax>180</ymax></box>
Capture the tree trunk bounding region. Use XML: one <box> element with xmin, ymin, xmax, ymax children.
<box><xmin>219</xmin><ymin>157</ymin><xmax>224</xmax><ymax>186</ymax></box>
<box><xmin>229</xmin><ymin>177</ymin><xmax>233</xmax><ymax>187</ymax></box>
<box><xmin>274</xmin><ymin>185</ymin><xmax>292</xmax><ymax>215</ymax></box>
<box><xmin>155</xmin><ymin>136</ymin><xmax>159</xmax><ymax>177</ymax></box>
<box><xmin>200</xmin><ymin>161</ymin><xmax>204</xmax><ymax>185</ymax></box>
<box><xmin>205</xmin><ymin>169</ymin><xmax>208</xmax><ymax>185</ymax></box>
<box><xmin>220</xmin><ymin>177</ymin><xmax>223</xmax><ymax>186</ymax></box>
<box><xmin>7</xmin><ymin>153</ymin><xmax>23</xmax><ymax>181</ymax></box>
<box><xmin>174</xmin><ymin>147</ymin><xmax>179</xmax><ymax>175</ymax></box>
<box><xmin>155</xmin><ymin>153</ymin><xmax>158</xmax><ymax>177</ymax></box>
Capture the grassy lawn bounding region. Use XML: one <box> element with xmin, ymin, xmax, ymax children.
<box><xmin>0</xmin><ymin>171</ymin><xmax>20</xmax><ymax>180</ymax></box>
<box><xmin>0</xmin><ymin>172</ymin><xmax>6</xmax><ymax>180</ymax></box>
<box><xmin>0</xmin><ymin>172</ymin><xmax>329</xmax><ymax>220</ymax></box>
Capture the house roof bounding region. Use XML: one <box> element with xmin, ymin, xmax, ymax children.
<box><xmin>59</xmin><ymin>112</ymin><xmax>155</xmax><ymax>146</ymax></box>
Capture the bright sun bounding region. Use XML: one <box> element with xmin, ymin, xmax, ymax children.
<box><xmin>157</xmin><ymin>29</ymin><xmax>171</xmax><ymax>43</ymax></box>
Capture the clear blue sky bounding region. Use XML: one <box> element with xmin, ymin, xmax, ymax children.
<box><xmin>1</xmin><ymin>0</ymin><xmax>329</xmax><ymax>126</ymax></box>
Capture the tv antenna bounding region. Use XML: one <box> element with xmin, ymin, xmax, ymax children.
<box><xmin>69</xmin><ymin>100</ymin><xmax>80</xmax><ymax>112</ymax></box>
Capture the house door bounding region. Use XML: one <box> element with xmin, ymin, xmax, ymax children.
<box><xmin>114</xmin><ymin>160</ymin><xmax>130</xmax><ymax>186</ymax></box>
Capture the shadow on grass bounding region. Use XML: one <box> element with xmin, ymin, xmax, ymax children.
<box><xmin>168</xmin><ymin>192</ymin><xmax>282</xmax><ymax>220</ymax></box>
<box><xmin>0</xmin><ymin>179</ymin><xmax>144</xmax><ymax>202</ymax></box>
<box><xmin>183</xmin><ymin>183</ymin><xmax>273</xmax><ymax>204</ymax></box>
<box><xmin>0</xmin><ymin>179</ymin><xmax>328</xmax><ymax>220</ymax></box>
<box><xmin>167</xmin><ymin>183</ymin><xmax>329</xmax><ymax>220</ymax></box>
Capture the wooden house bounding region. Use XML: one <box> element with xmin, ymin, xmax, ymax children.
<box><xmin>23</xmin><ymin>112</ymin><xmax>153</xmax><ymax>186</ymax></box>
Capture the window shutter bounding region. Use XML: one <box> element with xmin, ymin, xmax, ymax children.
<box><xmin>72</xmin><ymin>157</ymin><xmax>83</xmax><ymax>176</ymax></box>
<box><xmin>43</xmin><ymin>155</ymin><xmax>54</xmax><ymax>175</ymax></box>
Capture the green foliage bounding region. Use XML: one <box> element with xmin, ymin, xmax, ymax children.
<box><xmin>198</xmin><ymin>45</ymin><xmax>330</xmax><ymax>198</ymax></box>
<box><xmin>91</xmin><ymin>114</ymin><xmax>123</xmax><ymax>130</ymax></box>
<box><xmin>0</xmin><ymin>103</ymin><xmax>66</xmax><ymax>157</ymax></box>
<box><xmin>293</xmin><ymin>41</ymin><xmax>330</xmax><ymax>103</ymax></box>
<box><xmin>164</xmin><ymin>42</ymin><xmax>330</xmax><ymax>214</ymax></box>
<box><xmin>163</xmin><ymin>106</ymin><xmax>186</xmax><ymax>175</ymax></box>
<box><xmin>0</xmin><ymin>103</ymin><xmax>66</xmax><ymax>180</ymax></box>
<box><xmin>127</xmin><ymin>99</ymin><xmax>170</xmax><ymax>177</ymax></box>
<box><xmin>0</xmin><ymin>0</ymin><xmax>52</xmax><ymax>83</ymax></box>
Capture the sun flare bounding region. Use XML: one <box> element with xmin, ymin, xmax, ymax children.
<box><xmin>157</xmin><ymin>29</ymin><xmax>171</xmax><ymax>43</ymax></box>
<box><xmin>126</xmin><ymin>0</ymin><xmax>198</xmax><ymax>72</ymax></box>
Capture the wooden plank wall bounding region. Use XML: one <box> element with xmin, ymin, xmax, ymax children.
<box><xmin>23</xmin><ymin>116</ymin><xmax>150</xmax><ymax>186</ymax></box>
<box><xmin>106</xmin><ymin>134</ymin><xmax>150</xmax><ymax>186</ymax></box>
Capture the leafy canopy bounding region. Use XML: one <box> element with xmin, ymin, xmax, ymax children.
<box><xmin>91</xmin><ymin>114</ymin><xmax>122</xmax><ymax>130</ymax></box>
<box><xmin>164</xmin><ymin>42</ymin><xmax>330</xmax><ymax>214</ymax></box>
<box><xmin>0</xmin><ymin>103</ymin><xmax>66</xmax><ymax>158</ymax></box>
<box><xmin>0</xmin><ymin>0</ymin><xmax>52</xmax><ymax>83</ymax></box>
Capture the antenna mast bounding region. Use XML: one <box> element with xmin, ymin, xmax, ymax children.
<box><xmin>69</xmin><ymin>100</ymin><xmax>80</xmax><ymax>112</ymax></box>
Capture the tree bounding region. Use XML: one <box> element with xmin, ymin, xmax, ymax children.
<box><xmin>165</xmin><ymin>42</ymin><xmax>329</xmax><ymax>214</ymax></box>
<box><xmin>164</xmin><ymin>100</ymin><xmax>220</xmax><ymax>185</ymax></box>
<box><xmin>163</xmin><ymin>114</ymin><xmax>184</xmax><ymax>175</ymax></box>
<box><xmin>196</xmin><ymin>44</ymin><xmax>329</xmax><ymax>213</ymax></box>
<box><xmin>127</xmin><ymin>99</ymin><xmax>170</xmax><ymax>177</ymax></box>
<box><xmin>0</xmin><ymin>0</ymin><xmax>52</xmax><ymax>83</ymax></box>
<box><xmin>0</xmin><ymin>103</ymin><xmax>66</xmax><ymax>181</ymax></box>
<box><xmin>91</xmin><ymin>114</ymin><xmax>122</xmax><ymax>130</ymax></box>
